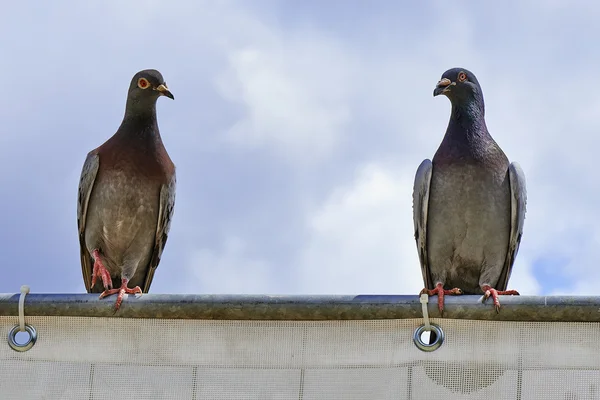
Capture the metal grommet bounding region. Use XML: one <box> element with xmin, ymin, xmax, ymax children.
<box><xmin>8</xmin><ymin>324</ymin><xmax>37</xmax><ymax>352</ymax></box>
<box><xmin>413</xmin><ymin>323</ymin><xmax>444</xmax><ymax>352</ymax></box>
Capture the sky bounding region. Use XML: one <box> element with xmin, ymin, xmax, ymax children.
<box><xmin>0</xmin><ymin>0</ymin><xmax>599</xmax><ymax>297</ymax></box>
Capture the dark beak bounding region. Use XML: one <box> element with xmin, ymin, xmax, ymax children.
<box><xmin>155</xmin><ymin>84</ymin><xmax>174</xmax><ymax>100</ymax></box>
<box><xmin>433</xmin><ymin>78</ymin><xmax>453</xmax><ymax>97</ymax></box>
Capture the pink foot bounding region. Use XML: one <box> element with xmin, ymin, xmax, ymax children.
<box><xmin>91</xmin><ymin>249</ymin><xmax>112</xmax><ymax>290</ymax></box>
<box><xmin>481</xmin><ymin>285</ymin><xmax>520</xmax><ymax>313</ymax></box>
<box><xmin>420</xmin><ymin>282</ymin><xmax>463</xmax><ymax>315</ymax></box>
<box><xmin>99</xmin><ymin>278</ymin><xmax>142</xmax><ymax>311</ymax></box>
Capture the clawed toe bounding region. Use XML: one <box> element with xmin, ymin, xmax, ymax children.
<box><xmin>99</xmin><ymin>278</ymin><xmax>142</xmax><ymax>311</ymax></box>
<box><xmin>420</xmin><ymin>283</ymin><xmax>463</xmax><ymax>316</ymax></box>
<box><xmin>481</xmin><ymin>285</ymin><xmax>519</xmax><ymax>313</ymax></box>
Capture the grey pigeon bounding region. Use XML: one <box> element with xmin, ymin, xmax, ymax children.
<box><xmin>413</xmin><ymin>67</ymin><xmax>526</xmax><ymax>313</ymax></box>
<box><xmin>77</xmin><ymin>69</ymin><xmax>176</xmax><ymax>311</ymax></box>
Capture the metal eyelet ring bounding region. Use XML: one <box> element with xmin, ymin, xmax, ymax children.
<box><xmin>413</xmin><ymin>323</ymin><xmax>444</xmax><ymax>352</ymax></box>
<box><xmin>8</xmin><ymin>324</ymin><xmax>37</xmax><ymax>352</ymax></box>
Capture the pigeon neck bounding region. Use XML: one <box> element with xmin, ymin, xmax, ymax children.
<box><xmin>113</xmin><ymin>103</ymin><xmax>163</xmax><ymax>148</ymax></box>
<box><xmin>120</xmin><ymin>100</ymin><xmax>159</xmax><ymax>131</ymax></box>
<box><xmin>447</xmin><ymin>97</ymin><xmax>488</xmax><ymax>140</ymax></box>
<box><xmin>124</xmin><ymin>96</ymin><xmax>158</xmax><ymax>119</ymax></box>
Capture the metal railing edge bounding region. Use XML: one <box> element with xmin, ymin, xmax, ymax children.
<box><xmin>0</xmin><ymin>294</ymin><xmax>596</xmax><ymax>322</ymax></box>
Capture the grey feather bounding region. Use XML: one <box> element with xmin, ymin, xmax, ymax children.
<box><xmin>143</xmin><ymin>173</ymin><xmax>176</xmax><ymax>292</ymax></box>
<box><xmin>77</xmin><ymin>152</ymin><xmax>100</xmax><ymax>293</ymax></box>
<box><xmin>412</xmin><ymin>159</ymin><xmax>433</xmax><ymax>290</ymax></box>
<box><xmin>497</xmin><ymin>162</ymin><xmax>527</xmax><ymax>290</ymax></box>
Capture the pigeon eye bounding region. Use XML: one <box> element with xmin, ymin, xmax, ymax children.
<box><xmin>458</xmin><ymin>72</ymin><xmax>467</xmax><ymax>82</ymax></box>
<box><xmin>137</xmin><ymin>78</ymin><xmax>150</xmax><ymax>89</ymax></box>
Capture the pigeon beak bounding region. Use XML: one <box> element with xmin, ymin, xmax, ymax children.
<box><xmin>155</xmin><ymin>84</ymin><xmax>174</xmax><ymax>100</ymax></box>
<box><xmin>433</xmin><ymin>78</ymin><xmax>454</xmax><ymax>97</ymax></box>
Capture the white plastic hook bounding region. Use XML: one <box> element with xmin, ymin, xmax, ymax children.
<box><xmin>420</xmin><ymin>293</ymin><xmax>431</xmax><ymax>331</ymax></box>
<box><xmin>18</xmin><ymin>285</ymin><xmax>30</xmax><ymax>332</ymax></box>
<box><xmin>8</xmin><ymin>285</ymin><xmax>37</xmax><ymax>352</ymax></box>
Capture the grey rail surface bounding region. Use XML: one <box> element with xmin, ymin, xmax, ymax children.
<box><xmin>0</xmin><ymin>293</ymin><xmax>598</xmax><ymax>321</ymax></box>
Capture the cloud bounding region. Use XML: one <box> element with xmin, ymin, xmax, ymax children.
<box><xmin>294</xmin><ymin>163</ymin><xmax>421</xmax><ymax>294</ymax></box>
<box><xmin>184</xmin><ymin>236</ymin><xmax>276</xmax><ymax>294</ymax></box>
<box><xmin>215</xmin><ymin>31</ymin><xmax>357</xmax><ymax>161</ymax></box>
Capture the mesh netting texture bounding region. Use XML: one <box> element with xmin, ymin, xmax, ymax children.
<box><xmin>1</xmin><ymin>316</ymin><xmax>598</xmax><ymax>399</ymax></box>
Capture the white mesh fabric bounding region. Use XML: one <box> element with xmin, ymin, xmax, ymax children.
<box><xmin>1</xmin><ymin>316</ymin><xmax>598</xmax><ymax>399</ymax></box>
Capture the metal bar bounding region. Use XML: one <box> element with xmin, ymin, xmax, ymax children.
<box><xmin>0</xmin><ymin>293</ymin><xmax>598</xmax><ymax>322</ymax></box>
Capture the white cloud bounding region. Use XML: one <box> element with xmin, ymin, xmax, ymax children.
<box><xmin>185</xmin><ymin>237</ymin><xmax>277</xmax><ymax>294</ymax></box>
<box><xmin>215</xmin><ymin>32</ymin><xmax>356</xmax><ymax>161</ymax></box>
<box><xmin>294</xmin><ymin>163</ymin><xmax>421</xmax><ymax>294</ymax></box>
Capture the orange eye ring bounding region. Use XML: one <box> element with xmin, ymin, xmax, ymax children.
<box><xmin>458</xmin><ymin>72</ymin><xmax>467</xmax><ymax>82</ymax></box>
<box><xmin>137</xmin><ymin>78</ymin><xmax>150</xmax><ymax>89</ymax></box>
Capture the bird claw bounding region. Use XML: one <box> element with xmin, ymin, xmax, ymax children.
<box><xmin>420</xmin><ymin>283</ymin><xmax>463</xmax><ymax>316</ymax></box>
<box><xmin>91</xmin><ymin>249</ymin><xmax>112</xmax><ymax>290</ymax></box>
<box><xmin>481</xmin><ymin>285</ymin><xmax>520</xmax><ymax>313</ymax></box>
<box><xmin>99</xmin><ymin>278</ymin><xmax>142</xmax><ymax>311</ymax></box>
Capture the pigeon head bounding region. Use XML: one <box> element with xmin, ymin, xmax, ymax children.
<box><xmin>433</xmin><ymin>68</ymin><xmax>484</xmax><ymax>108</ymax></box>
<box><xmin>127</xmin><ymin>69</ymin><xmax>174</xmax><ymax>105</ymax></box>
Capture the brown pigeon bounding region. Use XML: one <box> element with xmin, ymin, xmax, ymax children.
<box><xmin>413</xmin><ymin>67</ymin><xmax>526</xmax><ymax>314</ymax></box>
<box><xmin>77</xmin><ymin>69</ymin><xmax>176</xmax><ymax>311</ymax></box>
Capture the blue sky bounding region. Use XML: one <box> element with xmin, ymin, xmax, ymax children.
<box><xmin>0</xmin><ymin>1</ymin><xmax>598</xmax><ymax>296</ymax></box>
